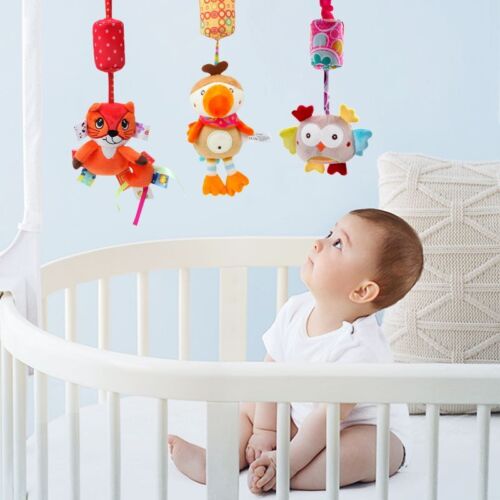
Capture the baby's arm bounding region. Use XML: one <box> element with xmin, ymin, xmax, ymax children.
<box><xmin>288</xmin><ymin>403</ymin><xmax>356</xmax><ymax>477</ymax></box>
<box><xmin>246</xmin><ymin>353</ymin><xmax>277</xmax><ymax>464</ymax></box>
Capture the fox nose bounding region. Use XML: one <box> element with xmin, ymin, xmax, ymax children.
<box><xmin>317</xmin><ymin>142</ymin><xmax>325</xmax><ymax>152</ymax></box>
<box><xmin>108</xmin><ymin>130</ymin><xmax>118</xmax><ymax>138</ymax></box>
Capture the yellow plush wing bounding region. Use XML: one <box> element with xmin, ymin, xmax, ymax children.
<box><xmin>339</xmin><ymin>104</ymin><xmax>359</xmax><ymax>123</ymax></box>
<box><xmin>279</xmin><ymin>127</ymin><xmax>298</xmax><ymax>155</ymax></box>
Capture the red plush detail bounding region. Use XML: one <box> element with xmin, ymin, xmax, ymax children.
<box><xmin>141</xmin><ymin>151</ymin><xmax>155</xmax><ymax>164</ymax></box>
<box><xmin>93</xmin><ymin>18</ymin><xmax>125</xmax><ymax>73</ymax></box>
<box><xmin>327</xmin><ymin>163</ymin><xmax>347</xmax><ymax>175</ymax></box>
<box><xmin>292</xmin><ymin>105</ymin><xmax>314</xmax><ymax>122</ymax></box>
<box><xmin>71</xmin><ymin>149</ymin><xmax>76</xmax><ymax>158</ymax></box>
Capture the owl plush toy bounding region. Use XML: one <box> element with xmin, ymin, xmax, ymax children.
<box><xmin>280</xmin><ymin>104</ymin><xmax>372</xmax><ymax>176</ymax></box>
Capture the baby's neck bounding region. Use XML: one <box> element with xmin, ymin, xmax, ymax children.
<box><xmin>307</xmin><ymin>296</ymin><xmax>369</xmax><ymax>338</ymax></box>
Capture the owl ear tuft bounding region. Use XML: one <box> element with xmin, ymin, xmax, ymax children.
<box><xmin>292</xmin><ymin>105</ymin><xmax>314</xmax><ymax>122</ymax></box>
<box><xmin>339</xmin><ymin>104</ymin><xmax>359</xmax><ymax>123</ymax></box>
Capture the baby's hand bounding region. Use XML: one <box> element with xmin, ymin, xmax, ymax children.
<box><xmin>245</xmin><ymin>429</ymin><xmax>276</xmax><ymax>464</ymax></box>
<box><xmin>248</xmin><ymin>450</ymin><xmax>277</xmax><ymax>494</ymax></box>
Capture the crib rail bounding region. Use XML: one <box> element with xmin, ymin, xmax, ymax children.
<box><xmin>40</xmin><ymin>237</ymin><xmax>313</xmax><ymax>296</ymax></box>
<box><xmin>3</xmin><ymin>294</ymin><xmax>500</xmax><ymax>404</ymax></box>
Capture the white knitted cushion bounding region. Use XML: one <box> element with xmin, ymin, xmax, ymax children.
<box><xmin>378</xmin><ymin>152</ymin><xmax>500</xmax><ymax>414</ymax></box>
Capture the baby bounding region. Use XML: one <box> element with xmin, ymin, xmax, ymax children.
<box><xmin>168</xmin><ymin>208</ymin><xmax>423</xmax><ymax>493</ymax></box>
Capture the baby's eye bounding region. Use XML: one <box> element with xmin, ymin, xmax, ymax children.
<box><xmin>325</xmin><ymin>231</ymin><xmax>333</xmax><ymax>239</ymax></box>
<box><xmin>333</xmin><ymin>238</ymin><xmax>343</xmax><ymax>250</ymax></box>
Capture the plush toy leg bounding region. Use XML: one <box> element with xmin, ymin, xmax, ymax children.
<box><xmin>223</xmin><ymin>158</ymin><xmax>249</xmax><ymax>196</ymax></box>
<box><xmin>305</xmin><ymin>162</ymin><xmax>325</xmax><ymax>174</ymax></box>
<box><xmin>203</xmin><ymin>159</ymin><xmax>227</xmax><ymax>196</ymax></box>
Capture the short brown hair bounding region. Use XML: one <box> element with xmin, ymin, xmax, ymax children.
<box><xmin>349</xmin><ymin>208</ymin><xmax>424</xmax><ymax>310</ymax></box>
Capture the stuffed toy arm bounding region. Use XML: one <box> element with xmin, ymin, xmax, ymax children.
<box><xmin>236</xmin><ymin>119</ymin><xmax>254</xmax><ymax>136</ymax></box>
<box><xmin>118</xmin><ymin>145</ymin><xmax>147</xmax><ymax>164</ymax></box>
<box><xmin>73</xmin><ymin>140</ymin><xmax>99</xmax><ymax>168</ymax></box>
<box><xmin>187</xmin><ymin>120</ymin><xmax>204</xmax><ymax>143</ymax></box>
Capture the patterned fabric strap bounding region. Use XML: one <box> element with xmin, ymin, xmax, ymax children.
<box><xmin>320</xmin><ymin>0</ymin><xmax>334</xmax><ymax>20</ymax></box>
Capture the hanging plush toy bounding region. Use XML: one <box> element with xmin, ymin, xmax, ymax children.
<box><xmin>72</xmin><ymin>0</ymin><xmax>172</xmax><ymax>225</ymax></box>
<box><xmin>189</xmin><ymin>0</ymin><xmax>256</xmax><ymax>196</ymax></box>
<box><xmin>188</xmin><ymin>61</ymin><xmax>253</xmax><ymax>196</ymax></box>
<box><xmin>280</xmin><ymin>0</ymin><xmax>372</xmax><ymax>176</ymax></box>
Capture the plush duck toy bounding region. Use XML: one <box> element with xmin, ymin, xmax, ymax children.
<box><xmin>188</xmin><ymin>61</ymin><xmax>254</xmax><ymax>196</ymax></box>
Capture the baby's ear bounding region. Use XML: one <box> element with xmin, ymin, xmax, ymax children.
<box><xmin>349</xmin><ymin>280</ymin><xmax>380</xmax><ymax>304</ymax></box>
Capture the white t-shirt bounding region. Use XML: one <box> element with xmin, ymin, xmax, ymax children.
<box><xmin>262</xmin><ymin>292</ymin><xmax>412</xmax><ymax>468</ymax></box>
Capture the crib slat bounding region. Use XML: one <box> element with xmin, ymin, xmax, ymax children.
<box><xmin>108</xmin><ymin>392</ymin><xmax>121</xmax><ymax>500</ymax></box>
<box><xmin>276</xmin><ymin>402</ymin><xmax>290</xmax><ymax>500</ymax></box>
<box><xmin>35</xmin><ymin>370</ymin><xmax>48</xmax><ymax>500</ymax></box>
<box><xmin>326</xmin><ymin>403</ymin><xmax>340</xmax><ymax>499</ymax></box>
<box><xmin>157</xmin><ymin>399</ymin><xmax>168</xmax><ymax>500</ymax></box>
<box><xmin>477</xmin><ymin>404</ymin><xmax>491</xmax><ymax>500</ymax></box>
<box><xmin>98</xmin><ymin>278</ymin><xmax>110</xmax><ymax>403</ymax></box>
<box><xmin>66</xmin><ymin>383</ymin><xmax>80</xmax><ymax>500</ymax></box>
<box><xmin>276</xmin><ymin>267</ymin><xmax>288</xmax><ymax>311</ymax></box>
<box><xmin>65</xmin><ymin>286</ymin><xmax>81</xmax><ymax>500</ymax></box>
<box><xmin>2</xmin><ymin>346</ymin><xmax>14</xmax><ymax>499</ymax></box>
<box><xmin>13</xmin><ymin>359</ymin><xmax>27</xmax><ymax>500</ymax></box>
<box><xmin>65</xmin><ymin>286</ymin><xmax>77</xmax><ymax>342</ymax></box>
<box><xmin>178</xmin><ymin>268</ymin><xmax>190</xmax><ymax>361</ymax></box>
<box><xmin>137</xmin><ymin>272</ymin><xmax>149</xmax><ymax>356</ymax></box>
<box><xmin>207</xmin><ymin>402</ymin><xmax>239</xmax><ymax>500</ymax></box>
<box><xmin>219</xmin><ymin>268</ymin><xmax>247</xmax><ymax>361</ymax></box>
<box><xmin>376</xmin><ymin>403</ymin><xmax>390</xmax><ymax>500</ymax></box>
<box><xmin>426</xmin><ymin>404</ymin><xmax>439</xmax><ymax>500</ymax></box>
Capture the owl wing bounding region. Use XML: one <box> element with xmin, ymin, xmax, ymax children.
<box><xmin>279</xmin><ymin>127</ymin><xmax>298</xmax><ymax>155</ymax></box>
<box><xmin>352</xmin><ymin>129</ymin><xmax>373</xmax><ymax>156</ymax></box>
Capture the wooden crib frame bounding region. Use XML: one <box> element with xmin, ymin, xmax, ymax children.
<box><xmin>0</xmin><ymin>237</ymin><xmax>499</xmax><ymax>500</ymax></box>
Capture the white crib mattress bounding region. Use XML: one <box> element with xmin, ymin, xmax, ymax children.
<box><xmin>26</xmin><ymin>397</ymin><xmax>500</xmax><ymax>499</ymax></box>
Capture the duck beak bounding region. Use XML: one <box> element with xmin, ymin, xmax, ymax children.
<box><xmin>203</xmin><ymin>85</ymin><xmax>234</xmax><ymax>118</ymax></box>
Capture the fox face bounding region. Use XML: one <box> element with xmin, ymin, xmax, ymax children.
<box><xmin>86</xmin><ymin>101</ymin><xmax>136</xmax><ymax>149</ymax></box>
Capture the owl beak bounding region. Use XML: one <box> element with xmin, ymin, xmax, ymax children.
<box><xmin>316</xmin><ymin>142</ymin><xmax>326</xmax><ymax>152</ymax></box>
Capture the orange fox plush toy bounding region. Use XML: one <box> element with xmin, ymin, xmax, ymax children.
<box><xmin>72</xmin><ymin>101</ymin><xmax>153</xmax><ymax>188</ymax></box>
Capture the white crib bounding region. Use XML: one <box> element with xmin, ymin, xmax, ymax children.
<box><xmin>0</xmin><ymin>237</ymin><xmax>499</xmax><ymax>500</ymax></box>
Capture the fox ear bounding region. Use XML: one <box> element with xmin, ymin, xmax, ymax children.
<box><xmin>88</xmin><ymin>102</ymin><xmax>101</xmax><ymax>112</ymax></box>
<box><xmin>125</xmin><ymin>101</ymin><xmax>135</xmax><ymax>113</ymax></box>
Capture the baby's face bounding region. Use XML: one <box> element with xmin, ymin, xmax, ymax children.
<box><xmin>300</xmin><ymin>214</ymin><xmax>382</xmax><ymax>302</ymax></box>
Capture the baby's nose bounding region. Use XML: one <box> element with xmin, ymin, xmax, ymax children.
<box><xmin>314</xmin><ymin>239</ymin><xmax>322</xmax><ymax>252</ymax></box>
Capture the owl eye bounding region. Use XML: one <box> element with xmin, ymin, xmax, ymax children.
<box><xmin>121</xmin><ymin>119</ymin><xmax>129</xmax><ymax>130</ymax></box>
<box><xmin>321</xmin><ymin>124</ymin><xmax>344</xmax><ymax>148</ymax></box>
<box><xmin>201</xmin><ymin>89</ymin><xmax>206</xmax><ymax>96</ymax></box>
<box><xmin>301</xmin><ymin>123</ymin><xmax>321</xmax><ymax>146</ymax></box>
<box><xmin>95</xmin><ymin>117</ymin><xmax>104</xmax><ymax>129</ymax></box>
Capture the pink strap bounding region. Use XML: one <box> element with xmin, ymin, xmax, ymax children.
<box><xmin>320</xmin><ymin>0</ymin><xmax>334</xmax><ymax>19</ymax></box>
<box><xmin>133</xmin><ymin>186</ymin><xmax>148</xmax><ymax>226</ymax></box>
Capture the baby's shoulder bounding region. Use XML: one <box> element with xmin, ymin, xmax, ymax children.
<box><xmin>283</xmin><ymin>291</ymin><xmax>313</xmax><ymax>319</ymax></box>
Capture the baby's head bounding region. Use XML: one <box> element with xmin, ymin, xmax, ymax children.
<box><xmin>301</xmin><ymin>208</ymin><xmax>423</xmax><ymax>315</ymax></box>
